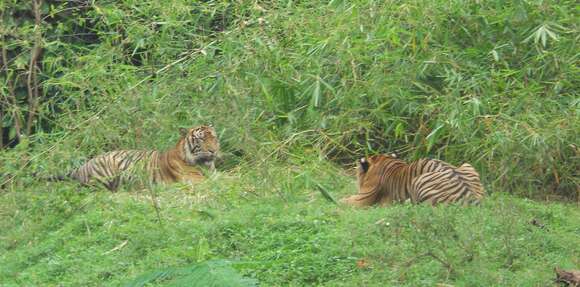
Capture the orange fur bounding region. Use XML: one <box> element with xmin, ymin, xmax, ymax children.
<box><xmin>50</xmin><ymin>125</ymin><xmax>220</xmax><ymax>191</ymax></box>
<box><xmin>341</xmin><ymin>154</ymin><xmax>484</xmax><ymax>206</ymax></box>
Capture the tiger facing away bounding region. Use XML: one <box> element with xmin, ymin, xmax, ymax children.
<box><xmin>46</xmin><ymin>125</ymin><xmax>219</xmax><ymax>191</ymax></box>
<box><xmin>341</xmin><ymin>153</ymin><xmax>484</xmax><ymax>207</ymax></box>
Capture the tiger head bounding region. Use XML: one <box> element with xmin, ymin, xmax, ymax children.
<box><xmin>356</xmin><ymin>153</ymin><xmax>399</xmax><ymax>193</ymax></box>
<box><xmin>179</xmin><ymin>125</ymin><xmax>220</xmax><ymax>167</ymax></box>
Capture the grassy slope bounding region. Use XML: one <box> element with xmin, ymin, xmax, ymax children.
<box><xmin>1</xmin><ymin>161</ymin><xmax>579</xmax><ymax>286</ymax></box>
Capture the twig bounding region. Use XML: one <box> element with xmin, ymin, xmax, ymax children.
<box><xmin>148</xmin><ymin>186</ymin><xmax>164</xmax><ymax>226</ymax></box>
<box><xmin>315</xmin><ymin>182</ymin><xmax>337</xmax><ymax>204</ymax></box>
<box><xmin>263</xmin><ymin>129</ymin><xmax>316</xmax><ymax>161</ymax></box>
<box><xmin>402</xmin><ymin>252</ymin><xmax>429</xmax><ymax>268</ymax></box>
<box><xmin>426</xmin><ymin>251</ymin><xmax>454</xmax><ymax>276</ymax></box>
<box><xmin>155</xmin><ymin>40</ymin><xmax>216</xmax><ymax>75</ymax></box>
<box><xmin>102</xmin><ymin>240</ymin><xmax>128</xmax><ymax>255</ymax></box>
<box><xmin>402</xmin><ymin>251</ymin><xmax>454</xmax><ymax>277</ymax></box>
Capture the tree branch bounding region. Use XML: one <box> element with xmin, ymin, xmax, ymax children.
<box><xmin>0</xmin><ymin>7</ymin><xmax>22</xmax><ymax>145</ymax></box>
<box><xmin>26</xmin><ymin>0</ymin><xmax>44</xmax><ymax>135</ymax></box>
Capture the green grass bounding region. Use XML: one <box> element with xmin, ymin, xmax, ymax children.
<box><xmin>1</xmin><ymin>160</ymin><xmax>579</xmax><ymax>286</ymax></box>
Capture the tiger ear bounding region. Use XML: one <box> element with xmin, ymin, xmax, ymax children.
<box><xmin>359</xmin><ymin>157</ymin><xmax>370</xmax><ymax>173</ymax></box>
<box><xmin>179</xmin><ymin>128</ymin><xmax>188</xmax><ymax>137</ymax></box>
<box><xmin>390</xmin><ymin>153</ymin><xmax>397</xmax><ymax>158</ymax></box>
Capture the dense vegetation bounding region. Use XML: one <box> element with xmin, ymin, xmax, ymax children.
<box><xmin>1</xmin><ymin>0</ymin><xmax>578</xmax><ymax>286</ymax></box>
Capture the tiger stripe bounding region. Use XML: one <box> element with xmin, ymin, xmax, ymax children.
<box><xmin>341</xmin><ymin>154</ymin><xmax>484</xmax><ymax>206</ymax></box>
<box><xmin>47</xmin><ymin>125</ymin><xmax>219</xmax><ymax>191</ymax></box>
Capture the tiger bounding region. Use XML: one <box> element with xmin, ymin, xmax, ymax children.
<box><xmin>45</xmin><ymin>125</ymin><xmax>220</xmax><ymax>191</ymax></box>
<box><xmin>341</xmin><ymin>153</ymin><xmax>484</xmax><ymax>206</ymax></box>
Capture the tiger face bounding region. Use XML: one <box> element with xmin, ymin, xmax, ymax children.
<box><xmin>356</xmin><ymin>153</ymin><xmax>399</xmax><ymax>193</ymax></box>
<box><xmin>179</xmin><ymin>125</ymin><xmax>220</xmax><ymax>167</ymax></box>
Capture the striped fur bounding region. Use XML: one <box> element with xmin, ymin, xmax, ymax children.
<box><xmin>341</xmin><ymin>154</ymin><xmax>484</xmax><ymax>206</ymax></box>
<box><xmin>48</xmin><ymin>125</ymin><xmax>219</xmax><ymax>191</ymax></box>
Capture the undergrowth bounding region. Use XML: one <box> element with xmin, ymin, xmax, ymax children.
<box><xmin>1</xmin><ymin>0</ymin><xmax>578</xmax><ymax>199</ymax></box>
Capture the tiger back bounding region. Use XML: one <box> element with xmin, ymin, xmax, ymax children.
<box><xmin>411</xmin><ymin>163</ymin><xmax>484</xmax><ymax>205</ymax></box>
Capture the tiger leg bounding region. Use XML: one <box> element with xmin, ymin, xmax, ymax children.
<box><xmin>104</xmin><ymin>176</ymin><xmax>121</xmax><ymax>192</ymax></box>
<box><xmin>340</xmin><ymin>190</ymin><xmax>381</xmax><ymax>207</ymax></box>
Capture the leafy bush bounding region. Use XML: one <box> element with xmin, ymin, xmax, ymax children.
<box><xmin>1</xmin><ymin>0</ymin><xmax>577</xmax><ymax>199</ymax></box>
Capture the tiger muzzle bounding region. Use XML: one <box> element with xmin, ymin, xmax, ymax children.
<box><xmin>193</xmin><ymin>151</ymin><xmax>216</xmax><ymax>164</ymax></box>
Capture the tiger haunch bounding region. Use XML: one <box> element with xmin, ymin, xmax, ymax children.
<box><xmin>341</xmin><ymin>154</ymin><xmax>484</xmax><ymax>206</ymax></box>
<box><xmin>47</xmin><ymin>125</ymin><xmax>220</xmax><ymax>191</ymax></box>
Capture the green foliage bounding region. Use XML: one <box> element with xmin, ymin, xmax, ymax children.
<box><xmin>0</xmin><ymin>1</ymin><xmax>579</xmax><ymax>285</ymax></box>
<box><xmin>125</xmin><ymin>260</ymin><xmax>257</xmax><ymax>287</ymax></box>
<box><xmin>1</xmin><ymin>0</ymin><xmax>577</xmax><ymax>198</ymax></box>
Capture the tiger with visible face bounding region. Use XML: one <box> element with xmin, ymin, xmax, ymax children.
<box><xmin>46</xmin><ymin>125</ymin><xmax>220</xmax><ymax>191</ymax></box>
<box><xmin>341</xmin><ymin>154</ymin><xmax>484</xmax><ymax>206</ymax></box>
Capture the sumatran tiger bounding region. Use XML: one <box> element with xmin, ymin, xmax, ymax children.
<box><xmin>341</xmin><ymin>153</ymin><xmax>484</xmax><ymax>206</ymax></box>
<box><xmin>45</xmin><ymin>125</ymin><xmax>220</xmax><ymax>191</ymax></box>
